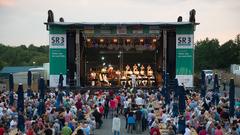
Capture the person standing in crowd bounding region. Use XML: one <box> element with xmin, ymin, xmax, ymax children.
<box><xmin>98</xmin><ymin>103</ymin><xmax>104</xmax><ymax>116</ymax></box>
<box><xmin>215</xmin><ymin>125</ymin><xmax>223</xmax><ymax>135</ymax></box>
<box><xmin>124</xmin><ymin>107</ymin><xmax>130</xmax><ymax>129</ymax></box>
<box><xmin>184</xmin><ymin>124</ymin><xmax>191</xmax><ymax>135</ymax></box>
<box><xmin>112</xmin><ymin>114</ymin><xmax>121</xmax><ymax>135</ymax></box>
<box><xmin>109</xmin><ymin>97</ymin><xmax>117</xmax><ymax>118</ymax></box>
<box><xmin>104</xmin><ymin>98</ymin><xmax>109</xmax><ymax>119</ymax></box>
<box><xmin>141</xmin><ymin>105</ymin><xmax>148</xmax><ymax>132</ymax></box>
<box><xmin>26</xmin><ymin>126</ymin><xmax>34</xmax><ymax>135</ymax></box>
<box><xmin>53</xmin><ymin>119</ymin><xmax>61</xmax><ymax>135</ymax></box>
<box><xmin>76</xmin><ymin>129</ymin><xmax>84</xmax><ymax>135</ymax></box>
<box><xmin>77</xmin><ymin>109</ymin><xmax>84</xmax><ymax>122</ymax></box>
<box><xmin>127</xmin><ymin>110</ymin><xmax>135</xmax><ymax>134</ymax></box>
<box><xmin>92</xmin><ymin>105</ymin><xmax>102</xmax><ymax>129</ymax></box>
<box><xmin>81</xmin><ymin>121</ymin><xmax>91</xmax><ymax>135</ymax></box>
<box><xmin>0</xmin><ymin>124</ymin><xmax>5</xmax><ymax>135</ymax></box>
<box><xmin>199</xmin><ymin>126</ymin><xmax>207</xmax><ymax>135</ymax></box>
<box><xmin>10</xmin><ymin>117</ymin><xmax>17</xmax><ymax>129</ymax></box>
<box><xmin>61</xmin><ymin>122</ymin><xmax>72</xmax><ymax>135</ymax></box>
<box><xmin>135</xmin><ymin>107</ymin><xmax>142</xmax><ymax>134</ymax></box>
<box><xmin>44</xmin><ymin>124</ymin><xmax>53</xmax><ymax>135</ymax></box>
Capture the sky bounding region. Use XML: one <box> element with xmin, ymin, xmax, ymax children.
<box><xmin>0</xmin><ymin>0</ymin><xmax>239</xmax><ymax>46</ymax></box>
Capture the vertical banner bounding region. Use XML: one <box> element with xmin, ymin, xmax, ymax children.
<box><xmin>176</xmin><ymin>34</ymin><xmax>194</xmax><ymax>87</ymax></box>
<box><xmin>49</xmin><ymin>34</ymin><xmax>67</xmax><ymax>87</ymax></box>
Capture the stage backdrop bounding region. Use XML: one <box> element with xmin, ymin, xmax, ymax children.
<box><xmin>176</xmin><ymin>25</ymin><xmax>194</xmax><ymax>87</ymax></box>
<box><xmin>49</xmin><ymin>26</ymin><xmax>67</xmax><ymax>87</ymax></box>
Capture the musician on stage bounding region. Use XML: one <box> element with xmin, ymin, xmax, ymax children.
<box><xmin>133</xmin><ymin>64</ymin><xmax>139</xmax><ymax>75</ymax></box>
<box><xmin>142</xmin><ymin>75</ymin><xmax>148</xmax><ymax>86</ymax></box>
<box><xmin>130</xmin><ymin>74</ymin><xmax>137</xmax><ymax>88</ymax></box>
<box><xmin>140</xmin><ymin>65</ymin><xmax>145</xmax><ymax>76</ymax></box>
<box><xmin>125</xmin><ymin>65</ymin><xmax>133</xmax><ymax>79</ymax></box>
<box><xmin>120</xmin><ymin>75</ymin><xmax>127</xmax><ymax>88</ymax></box>
<box><xmin>137</xmin><ymin>75</ymin><xmax>142</xmax><ymax>86</ymax></box>
<box><xmin>126</xmin><ymin>65</ymin><xmax>130</xmax><ymax>72</ymax></box>
<box><xmin>89</xmin><ymin>68</ymin><xmax>97</xmax><ymax>86</ymax></box>
<box><xmin>147</xmin><ymin>65</ymin><xmax>153</xmax><ymax>77</ymax></box>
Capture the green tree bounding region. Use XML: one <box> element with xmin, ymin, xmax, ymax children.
<box><xmin>218</xmin><ymin>40</ymin><xmax>240</xmax><ymax>68</ymax></box>
<box><xmin>235</xmin><ymin>34</ymin><xmax>240</xmax><ymax>45</ymax></box>
<box><xmin>195</xmin><ymin>38</ymin><xmax>220</xmax><ymax>72</ymax></box>
<box><xmin>0</xmin><ymin>43</ymin><xmax>49</xmax><ymax>70</ymax></box>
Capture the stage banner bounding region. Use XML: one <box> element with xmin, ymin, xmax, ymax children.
<box><xmin>176</xmin><ymin>34</ymin><xmax>194</xmax><ymax>87</ymax></box>
<box><xmin>117</xmin><ymin>25</ymin><xmax>127</xmax><ymax>34</ymax></box>
<box><xmin>149</xmin><ymin>26</ymin><xmax>160</xmax><ymax>34</ymax></box>
<box><xmin>49</xmin><ymin>34</ymin><xmax>67</xmax><ymax>87</ymax></box>
<box><xmin>84</xmin><ymin>26</ymin><xmax>94</xmax><ymax>35</ymax></box>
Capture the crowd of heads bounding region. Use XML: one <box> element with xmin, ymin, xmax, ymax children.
<box><xmin>0</xmin><ymin>83</ymin><xmax>240</xmax><ymax>135</ymax></box>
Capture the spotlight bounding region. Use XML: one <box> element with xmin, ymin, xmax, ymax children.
<box><xmin>101</xmin><ymin>57</ymin><xmax>105</xmax><ymax>60</ymax></box>
<box><xmin>100</xmin><ymin>39</ymin><xmax>104</xmax><ymax>43</ymax></box>
<box><xmin>153</xmin><ymin>39</ymin><xmax>157</xmax><ymax>43</ymax></box>
<box><xmin>87</xmin><ymin>38</ymin><xmax>91</xmax><ymax>42</ymax></box>
<box><xmin>126</xmin><ymin>39</ymin><xmax>131</xmax><ymax>43</ymax></box>
<box><xmin>113</xmin><ymin>39</ymin><xmax>118</xmax><ymax>43</ymax></box>
<box><xmin>140</xmin><ymin>39</ymin><xmax>144</xmax><ymax>43</ymax></box>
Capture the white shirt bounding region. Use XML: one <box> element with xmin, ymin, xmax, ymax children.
<box><xmin>147</xmin><ymin>113</ymin><xmax>155</xmax><ymax>122</ymax></box>
<box><xmin>124</xmin><ymin>100</ymin><xmax>129</xmax><ymax>109</ymax></box>
<box><xmin>10</xmin><ymin>120</ymin><xmax>17</xmax><ymax>129</ymax></box>
<box><xmin>161</xmin><ymin>113</ymin><xmax>168</xmax><ymax>123</ymax></box>
<box><xmin>112</xmin><ymin>117</ymin><xmax>121</xmax><ymax>131</ymax></box>
<box><xmin>135</xmin><ymin>97</ymin><xmax>143</xmax><ymax>105</ymax></box>
<box><xmin>131</xmin><ymin>75</ymin><xmax>136</xmax><ymax>81</ymax></box>
<box><xmin>184</xmin><ymin>127</ymin><xmax>191</xmax><ymax>135</ymax></box>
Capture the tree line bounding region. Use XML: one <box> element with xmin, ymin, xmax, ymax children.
<box><xmin>195</xmin><ymin>34</ymin><xmax>240</xmax><ymax>72</ymax></box>
<box><xmin>0</xmin><ymin>34</ymin><xmax>240</xmax><ymax>72</ymax></box>
<box><xmin>0</xmin><ymin>44</ymin><xmax>49</xmax><ymax>69</ymax></box>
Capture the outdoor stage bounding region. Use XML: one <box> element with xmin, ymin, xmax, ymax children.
<box><xmin>46</xmin><ymin>20</ymin><xmax>197</xmax><ymax>88</ymax></box>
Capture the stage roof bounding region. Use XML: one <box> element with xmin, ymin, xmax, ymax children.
<box><xmin>45</xmin><ymin>21</ymin><xmax>199</xmax><ymax>26</ymax></box>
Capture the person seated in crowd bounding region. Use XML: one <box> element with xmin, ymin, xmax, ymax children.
<box><xmin>92</xmin><ymin>105</ymin><xmax>102</xmax><ymax>129</ymax></box>
<box><xmin>150</xmin><ymin>124</ymin><xmax>160</xmax><ymax>135</ymax></box>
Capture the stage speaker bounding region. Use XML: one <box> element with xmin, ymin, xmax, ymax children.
<box><xmin>67</xmin><ymin>31</ymin><xmax>76</xmax><ymax>86</ymax></box>
<box><xmin>79</xmin><ymin>32</ymin><xmax>86</xmax><ymax>87</ymax></box>
<box><xmin>167</xmin><ymin>30</ymin><xmax>176</xmax><ymax>80</ymax></box>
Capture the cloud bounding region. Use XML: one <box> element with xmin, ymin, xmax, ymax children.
<box><xmin>0</xmin><ymin>0</ymin><xmax>16</xmax><ymax>7</ymax></box>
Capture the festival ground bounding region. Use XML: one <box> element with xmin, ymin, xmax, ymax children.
<box><xmin>94</xmin><ymin>85</ymin><xmax>240</xmax><ymax>135</ymax></box>
<box><xmin>95</xmin><ymin>116</ymin><xmax>149</xmax><ymax>135</ymax></box>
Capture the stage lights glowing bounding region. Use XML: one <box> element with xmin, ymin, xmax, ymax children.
<box><xmin>153</xmin><ymin>39</ymin><xmax>157</xmax><ymax>42</ymax></box>
<box><xmin>126</xmin><ymin>39</ymin><xmax>131</xmax><ymax>43</ymax></box>
<box><xmin>87</xmin><ymin>38</ymin><xmax>91</xmax><ymax>42</ymax></box>
<box><xmin>140</xmin><ymin>39</ymin><xmax>144</xmax><ymax>43</ymax></box>
<box><xmin>113</xmin><ymin>39</ymin><xmax>118</xmax><ymax>43</ymax></box>
<box><xmin>100</xmin><ymin>39</ymin><xmax>104</xmax><ymax>43</ymax></box>
<box><xmin>101</xmin><ymin>57</ymin><xmax>105</xmax><ymax>60</ymax></box>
